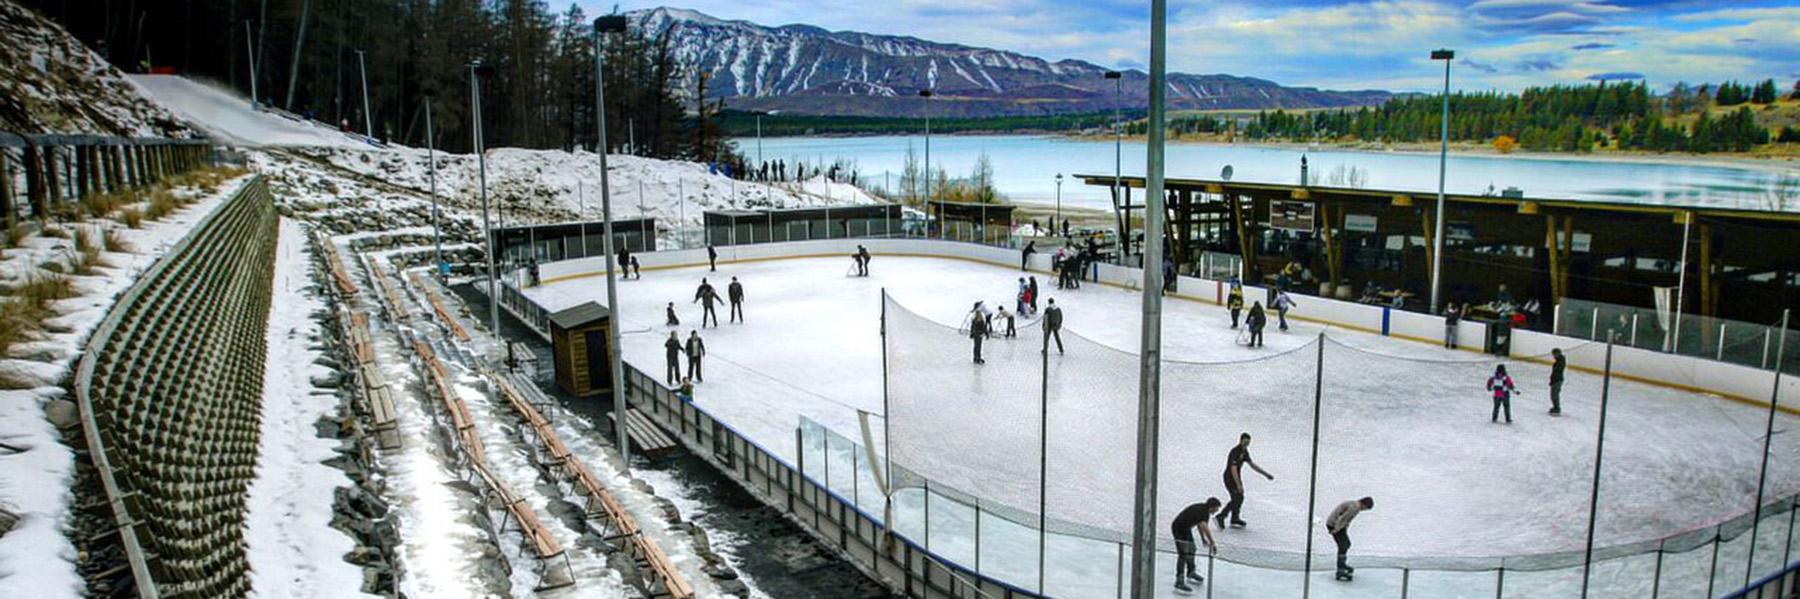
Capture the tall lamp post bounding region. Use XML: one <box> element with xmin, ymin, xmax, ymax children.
<box><xmin>1106</xmin><ymin>70</ymin><xmax>1125</xmax><ymax>262</ymax></box>
<box><xmin>594</xmin><ymin>14</ymin><xmax>632</xmax><ymax>467</ymax></box>
<box><xmin>1128</xmin><ymin>0</ymin><xmax>1171</xmax><ymax>596</ymax></box>
<box><xmin>919</xmin><ymin>89</ymin><xmax>936</xmax><ymax>238</ymax></box>
<box><xmin>356</xmin><ymin>49</ymin><xmax>373</xmax><ymax>139</ymax></box>
<box><xmin>1429</xmin><ymin>48</ymin><xmax>1454</xmax><ymax>314</ymax></box>
<box><xmin>423</xmin><ymin>89</ymin><xmax>444</xmax><ymax>281</ymax></box>
<box><xmin>1054</xmin><ymin>173</ymin><xmax>1064</xmax><ymax>227</ymax></box>
<box><xmin>469</xmin><ymin>59</ymin><xmax>499</xmax><ymax>339</ymax></box>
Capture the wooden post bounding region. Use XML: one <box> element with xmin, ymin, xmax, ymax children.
<box><xmin>1230</xmin><ymin>193</ymin><xmax>1258</xmax><ymax>279</ymax></box>
<box><xmin>1700</xmin><ymin>223</ymin><xmax>1714</xmax><ymax>318</ymax></box>
<box><xmin>23</xmin><ymin>143</ymin><xmax>45</xmax><ymax>219</ymax></box>
<box><xmin>0</xmin><ymin>148</ymin><xmax>12</xmax><ymax>226</ymax></box>
<box><xmin>1560</xmin><ymin>216</ymin><xmax>1574</xmax><ymax>302</ymax></box>
<box><xmin>44</xmin><ymin>145</ymin><xmax>60</xmax><ymax>211</ymax></box>
<box><xmin>1420</xmin><ymin>206</ymin><xmax>1436</xmax><ymax>289</ymax></box>
<box><xmin>1321</xmin><ymin>203</ymin><xmax>1343</xmax><ymax>293</ymax></box>
<box><xmin>108</xmin><ymin>144</ymin><xmax>124</xmax><ymax>193</ymax></box>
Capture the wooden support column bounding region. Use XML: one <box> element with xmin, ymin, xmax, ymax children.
<box><xmin>107</xmin><ymin>145</ymin><xmax>123</xmax><ymax>192</ymax></box>
<box><xmin>75</xmin><ymin>145</ymin><xmax>91</xmax><ymax>200</ymax></box>
<box><xmin>23</xmin><ymin>144</ymin><xmax>45</xmax><ymax>219</ymax></box>
<box><xmin>1699</xmin><ymin>222</ymin><xmax>1716</xmax><ymax>318</ymax></box>
<box><xmin>1321</xmin><ymin>203</ymin><xmax>1344</xmax><ymax>294</ymax></box>
<box><xmin>1230</xmin><ymin>193</ymin><xmax>1259</xmax><ymax>279</ymax></box>
<box><xmin>44</xmin><ymin>145</ymin><xmax>60</xmax><ymax>209</ymax></box>
<box><xmin>0</xmin><ymin>149</ymin><xmax>13</xmax><ymax>226</ymax></box>
<box><xmin>1545</xmin><ymin>215</ymin><xmax>1563</xmax><ymax>304</ymax></box>
<box><xmin>1420</xmin><ymin>206</ymin><xmax>1436</xmax><ymax>285</ymax></box>
<box><xmin>1559</xmin><ymin>217</ymin><xmax>1573</xmax><ymax>302</ymax></box>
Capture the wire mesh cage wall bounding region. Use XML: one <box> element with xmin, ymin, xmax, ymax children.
<box><xmin>850</xmin><ymin>294</ymin><xmax>1800</xmax><ymax>598</ymax></box>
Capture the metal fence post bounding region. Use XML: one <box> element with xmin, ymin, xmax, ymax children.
<box><xmin>1495</xmin><ymin>567</ymin><xmax>1505</xmax><ymax>599</ymax></box>
<box><xmin>923</xmin><ymin>479</ymin><xmax>932</xmax><ymax>551</ymax></box>
<box><xmin>1630</xmin><ymin>313</ymin><xmax>1639</xmax><ymax>347</ymax></box>
<box><xmin>974</xmin><ymin>497</ymin><xmax>982</xmax><ymax>574</ymax></box>
<box><xmin>1650</xmin><ymin>545</ymin><xmax>1664</xmax><ymax>599</ymax></box>
<box><xmin>1719</xmin><ymin>323</ymin><xmax>1728</xmax><ymax>361</ymax></box>
<box><xmin>1401</xmin><ymin>568</ymin><xmax>1410</xmax><ymax>599</ymax></box>
<box><xmin>1590</xmin><ymin>307</ymin><xmax>1599</xmax><ymax>340</ymax></box>
<box><xmin>1706</xmin><ymin>529</ymin><xmax>1721</xmax><ymax>598</ymax></box>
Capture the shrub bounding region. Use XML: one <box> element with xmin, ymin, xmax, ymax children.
<box><xmin>118</xmin><ymin>207</ymin><xmax>145</xmax><ymax>229</ymax></box>
<box><xmin>103</xmin><ymin>229</ymin><xmax>131</xmax><ymax>253</ymax></box>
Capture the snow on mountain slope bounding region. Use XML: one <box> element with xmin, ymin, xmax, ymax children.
<box><xmin>0</xmin><ymin>1</ymin><xmax>189</xmax><ymax>136</ymax></box>
<box><xmin>130</xmin><ymin>75</ymin><xmax>373</xmax><ymax>149</ymax></box>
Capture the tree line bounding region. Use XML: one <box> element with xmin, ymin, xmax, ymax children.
<box><xmin>1229</xmin><ymin>80</ymin><xmax>1778</xmax><ymax>153</ymax></box>
<box><xmin>26</xmin><ymin>0</ymin><xmax>732</xmax><ymax>160</ymax></box>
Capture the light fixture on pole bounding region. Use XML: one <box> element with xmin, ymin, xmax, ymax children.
<box><xmin>423</xmin><ymin>88</ymin><xmax>444</xmax><ymax>281</ymax></box>
<box><xmin>594</xmin><ymin>13</ymin><xmax>632</xmax><ymax>467</ymax></box>
<box><xmin>1054</xmin><ymin>173</ymin><xmax>1063</xmax><ymax>226</ymax></box>
<box><xmin>469</xmin><ymin>59</ymin><xmax>499</xmax><ymax>340</ymax></box>
<box><xmin>1106</xmin><ymin>70</ymin><xmax>1126</xmax><ymax>262</ymax></box>
<box><xmin>919</xmin><ymin>89</ymin><xmax>936</xmax><ymax>239</ymax></box>
<box><xmin>356</xmin><ymin>49</ymin><xmax>373</xmax><ymax>139</ymax></box>
<box><xmin>1429</xmin><ymin>48</ymin><xmax>1454</xmax><ymax>315</ymax></box>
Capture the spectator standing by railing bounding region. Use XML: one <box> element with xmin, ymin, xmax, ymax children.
<box><xmin>1444</xmin><ymin>303</ymin><xmax>1462</xmax><ymax>349</ymax></box>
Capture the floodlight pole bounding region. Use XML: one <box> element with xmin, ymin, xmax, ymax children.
<box><xmin>595</xmin><ymin>15</ymin><xmax>631</xmax><ymax>467</ymax></box>
<box><xmin>470</xmin><ymin>61</ymin><xmax>500</xmax><ymax>342</ymax></box>
<box><xmin>424</xmin><ymin>93</ymin><xmax>444</xmax><ymax>281</ymax></box>
<box><xmin>357</xmin><ymin>49</ymin><xmax>373</xmax><ymax>139</ymax></box>
<box><xmin>920</xmin><ymin>89</ymin><xmax>935</xmax><ymax>239</ymax></box>
<box><xmin>1055</xmin><ymin>173</ymin><xmax>1064</xmax><ymax>225</ymax></box>
<box><xmin>1128</xmin><ymin>1</ymin><xmax>1169</xmax><ymax>596</ymax></box>
<box><xmin>1107</xmin><ymin>70</ymin><xmax>1125</xmax><ymax>263</ymax></box>
<box><xmin>1429</xmin><ymin>49</ymin><xmax>1453</xmax><ymax>314</ymax></box>
<box><xmin>244</xmin><ymin>21</ymin><xmax>259</xmax><ymax>108</ymax></box>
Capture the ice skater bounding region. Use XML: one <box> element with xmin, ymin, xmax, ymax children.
<box><xmin>1028</xmin><ymin>276</ymin><xmax>1040</xmax><ymax>314</ymax></box>
<box><xmin>969</xmin><ymin>308</ymin><xmax>989</xmax><ymax>364</ymax></box>
<box><xmin>1171</xmin><ymin>498</ymin><xmax>1221</xmax><ymax>592</ymax></box>
<box><xmin>631</xmin><ymin>256</ymin><xmax>642</xmax><ymax>279</ymax></box>
<box><xmin>1016</xmin><ymin>278</ymin><xmax>1029</xmax><ymax>314</ymax></box>
<box><xmin>1487</xmin><ymin>364</ymin><xmax>1517</xmax><ymax>424</ymax></box>
<box><xmin>996</xmin><ymin>305</ymin><xmax>1016</xmax><ymax>338</ymax></box>
<box><xmin>664</xmin><ymin>331</ymin><xmax>683</xmax><ymax>385</ymax></box>
<box><xmin>619</xmin><ymin>245</ymin><xmax>633</xmax><ymax>279</ymax></box>
<box><xmin>1443</xmin><ymin>303</ymin><xmax>1462</xmax><ymax>349</ymax></box>
<box><xmin>1549</xmin><ymin>348</ymin><xmax>1566</xmax><ymax>415</ymax></box>
<box><xmin>857</xmin><ymin>245</ymin><xmax>872</xmax><ymax>276</ymax></box>
<box><xmin>1021</xmin><ymin>240</ymin><xmax>1036</xmax><ymax>271</ymax></box>
<box><xmin>728</xmin><ymin>277</ymin><xmax>745</xmax><ymax>323</ymax></box>
<box><xmin>1217</xmin><ymin>433</ymin><xmax>1274</xmax><ymax>529</ymax></box>
<box><xmin>1043</xmin><ymin>299</ymin><xmax>1064</xmax><ymax>354</ymax></box>
<box><xmin>1227</xmin><ymin>283</ymin><xmax>1244</xmax><ymax>329</ymax></box>
<box><xmin>1326</xmin><ymin>497</ymin><xmax>1374</xmax><ymax>581</ymax></box>
<box><xmin>707</xmin><ymin>245</ymin><xmax>719</xmax><ymax>271</ymax></box>
<box><xmin>666</xmin><ymin>302</ymin><xmax>680</xmax><ymax>327</ymax></box>
<box><xmin>694</xmin><ymin>278</ymin><xmax>720</xmax><ymax>328</ymax></box>
<box><xmin>1245</xmin><ymin>302</ymin><xmax>1267</xmax><ymax>348</ymax></box>
<box><xmin>1274</xmin><ymin>290</ymin><xmax>1297</xmax><ymax>331</ymax></box>
<box><xmin>685</xmin><ymin>330</ymin><xmax>706</xmax><ymax>383</ymax></box>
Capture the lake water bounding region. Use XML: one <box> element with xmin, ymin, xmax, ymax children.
<box><xmin>735</xmin><ymin>134</ymin><xmax>1795</xmax><ymax>213</ymax></box>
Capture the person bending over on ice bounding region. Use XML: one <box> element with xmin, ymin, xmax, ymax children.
<box><xmin>996</xmin><ymin>305</ymin><xmax>1016</xmax><ymax>338</ymax></box>
<box><xmin>1227</xmin><ymin>283</ymin><xmax>1245</xmax><ymax>329</ymax></box>
<box><xmin>666</xmin><ymin>302</ymin><xmax>680</xmax><ymax>327</ymax></box>
<box><xmin>857</xmin><ymin>245</ymin><xmax>872</xmax><ymax>276</ymax></box>
<box><xmin>969</xmin><ymin>307</ymin><xmax>989</xmax><ymax>364</ymax></box>
<box><xmin>1487</xmin><ymin>364</ymin><xmax>1517</xmax><ymax>424</ymax></box>
<box><xmin>685</xmin><ymin>330</ymin><xmax>706</xmax><ymax>383</ymax></box>
<box><xmin>1021</xmin><ymin>240</ymin><xmax>1036</xmax><ymax>271</ymax></box>
<box><xmin>1245</xmin><ymin>302</ymin><xmax>1267</xmax><ymax>348</ymax></box>
<box><xmin>694</xmin><ymin>278</ymin><xmax>720</xmax><ymax>328</ymax></box>
<box><xmin>1171</xmin><ymin>498</ymin><xmax>1221</xmax><ymax>592</ymax></box>
<box><xmin>664</xmin><ymin>331</ymin><xmax>683</xmax><ymax>385</ymax></box>
<box><xmin>1327</xmin><ymin>497</ymin><xmax>1374</xmax><ymax>581</ymax></box>
<box><xmin>1217</xmin><ymin>433</ymin><xmax>1273</xmax><ymax>529</ymax></box>
<box><xmin>728</xmin><ymin>277</ymin><xmax>746</xmax><ymax>323</ymax></box>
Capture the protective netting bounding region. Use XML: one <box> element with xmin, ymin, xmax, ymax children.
<box><xmin>880</xmin><ymin>291</ymin><xmax>1800</xmax><ymax>590</ymax></box>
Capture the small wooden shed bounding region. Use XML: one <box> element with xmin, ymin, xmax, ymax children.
<box><xmin>549</xmin><ymin>302</ymin><xmax>613</xmax><ymax>398</ymax></box>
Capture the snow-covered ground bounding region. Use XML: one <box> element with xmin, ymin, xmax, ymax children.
<box><xmin>517</xmin><ymin>252</ymin><xmax>1800</xmax><ymax>596</ymax></box>
<box><xmin>130</xmin><ymin>75</ymin><xmax>370</xmax><ymax>148</ymax></box>
<box><xmin>0</xmin><ymin>174</ymin><xmax>251</xmax><ymax>597</ymax></box>
<box><xmin>243</xmin><ymin>218</ymin><xmax>372</xmax><ymax>597</ymax></box>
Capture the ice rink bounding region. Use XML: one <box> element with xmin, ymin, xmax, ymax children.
<box><xmin>519</xmin><ymin>251</ymin><xmax>1799</xmax><ymax>595</ymax></box>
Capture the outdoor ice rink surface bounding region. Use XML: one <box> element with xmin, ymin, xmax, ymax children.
<box><xmin>520</xmin><ymin>252</ymin><xmax>1800</xmax><ymax>598</ymax></box>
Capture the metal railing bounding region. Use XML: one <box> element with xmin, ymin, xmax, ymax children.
<box><xmin>1557</xmin><ymin>298</ymin><xmax>1798</xmax><ymax>373</ymax></box>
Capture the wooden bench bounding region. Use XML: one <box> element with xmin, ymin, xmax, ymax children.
<box><xmin>625</xmin><ymin>409</ymin><xmax>680</xmax><ymax>457</ymax></box>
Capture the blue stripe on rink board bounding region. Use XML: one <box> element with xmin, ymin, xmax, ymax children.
<box><xmin>1382</xmin><ymin>306</ymin><xmax>1392</xmax><ymax>336</ymax></box>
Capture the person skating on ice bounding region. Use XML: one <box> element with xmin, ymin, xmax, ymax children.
<box><xmin>1549</xmin><ymin>348</ymin><xmax>1566</xmax><ymax>415</ymax></box>
<box><xmin>685</xmin><ymin>330</ymin><xmax>706</xmax><ymax>383</ymax></box>
<box><xmin>1227</xmin><ymin>283</ymin><xmax>1245</xmax><ymax>329</ymax></box>
<box><xmin>1170</xmin><ymin>498</ymin><xmax>1221</xmax><ymax>592</ymax></box>
<box><xmin>1246</xmin><ymin>302</ymin><xmax>1267</xmax><ymax>348</ymax></box>
<box><xmin>630</xmin><ymin>256</ymin><xmax>642</xmax><ymax>279</ymax></box>
<box><xmin>1487</xmin><ymin>364</ymin><xmax>1518</xmax><ymax>423</ymax></box>
<box><xmin>1217</xmin><ymin>433</ymin><xmax>1274</xmax><ymax>529</ymax></box>
<box><xmin>694</xmin><ymin>278</ymin><xmax>720</xmax><ymax>328</ymax></box>
<box><xmin>1021</xmin><ymin>240</ymin><xmax>1036</xmax><ymax>271</ymax></box>
<box><xmin>1027</xmin><ymin>276</ymin><xmax>1039</xmax><ymax>314</ymax></box>
<box><xmin>664</xmin><ymin>331</ymin><xmax>683</xmax><ymax>385</ymax></box>
<box><xmin>1274</xmin><ymin>290</ymin><xmax>1297</xmax><ymax>331</ymax></box>
<box><xmin>857</xmin><ymin>245</ymin><xmax>872</xmax><ymax>276</ymax></box>
<box><xmin>1326</xmin><ymin>497</ymin><xmax>1374</xmax><ymax>581</ymax></box>
<box><xmin>996</xmin><ymin>305</ymin><xmax>1016</xmax><ymax>338</ymax></box>
<box><xmin>666</xmin><ymin>302</ymin><xmax>680</xmax><ymax>327</ymax></box>
<box><xmin>707</xmin><ymin>244</ymin><xmax>719</xmax><ymax>271</ymax></box>
<box><xmin>1043</xmin><ymin>299</ymin><xmax>1064</xmax><ymax>354</ymax></box>
<box><xmin>969</xmin><ymin>306</ymin><xmax>989</xmax><ymax>364</ymax></box>
<box><xmin>728</xmin><ymin>277</ymin><xmax>745</xmax><ymax>323</ymax></box>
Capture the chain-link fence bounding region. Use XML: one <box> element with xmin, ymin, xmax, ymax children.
<box><xmin>815</xmin><ymin>293</ymin><xmax>1800</xmax><ymax>598</ymax></box>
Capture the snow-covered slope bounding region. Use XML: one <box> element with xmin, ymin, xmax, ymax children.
<box><xmin>0</xmin><ymin>1</ymin><xmax>190</xmax><ymax>136</ymax></box>
<box><xmin>130</xmin><ymin>75</ymin><xmax>372</xmax><ymax>149</ymax></box>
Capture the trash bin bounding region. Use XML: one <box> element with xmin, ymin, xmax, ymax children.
<box><xmin>1482</xmin><ymin>319</ymin><xmax>1512</xmax><ymax>355</ymax></box>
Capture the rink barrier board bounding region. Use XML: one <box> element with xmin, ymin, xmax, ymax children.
<box><xmin>526</xmin><ymin>238</ymin><xmax>1798</xmax><ymax>414</ymax></box>
<box><xmin>487</xmin><ymin>275</ymin><xmax>1038</xmax><ymax>598</ymax></box>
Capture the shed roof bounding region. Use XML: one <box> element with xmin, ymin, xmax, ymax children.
<box><xmin>550</xmin><ymin>302</ymin><xmax>611</xmax><ymax>330</ymax></box>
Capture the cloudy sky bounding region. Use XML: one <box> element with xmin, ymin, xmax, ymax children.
<box><xmin>572</xmin><ymin>0</ymin><xmax>1800</xmax><ymax>93</ymax></box>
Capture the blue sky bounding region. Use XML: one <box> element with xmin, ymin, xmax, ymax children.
<box><xmin>573</xmin><ymin>0</ymin><xmax>1800</xmax><ymax>93</ymax></box>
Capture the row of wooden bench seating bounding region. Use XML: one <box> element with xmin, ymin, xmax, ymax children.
<box><xmin>336</xmin><ymin>307</ymin><xmax>400</xmax><ymax>450</ymax></box>
<box><xmin>485</xmin><ymin>369</ymin><xmax>696</xmax><ymax>599</ymax></box>
<box><xmin>317</xmin><ymin>234</ymin><xmax>359</xmax><ymax>297</ymax></box>
<box><xmin>407</xmin><ymin>270</ymin><xmax>470</xmax><ymax>342</ymax></box>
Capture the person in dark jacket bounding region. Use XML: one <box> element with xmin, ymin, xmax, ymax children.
<box><xmin>1216</xmin><ymin>433</ymin><xmax>1274</xmax><ymax>530</ymax></box>
<box><xmin>969</xmin><ymin>307</ymin><xmax>989</xmax><ymax>364</ymax></box>
<box><xmin>1444</xmin><ymin>303</ymin><xmax>1462</xmax><ymax>349</ymax></box>
<box><xmin>618</xmin><ymin>246</ymin><xmax>632</xmax><ymax>279</ymax></box>
<box><xmin>708</xmin><ymin>245</ymin><xmax>719</xmax><ymax>271</ymax></box>
<box><xmin>1021</xmin><ymin>240</ymin><xmax>1036</xmax><ymax>271</ymax></box>
<box><xmin>685</xmin><ymin>330</ymin><xmax>707</xmax><ymax>382</ymax></box>
<box><xmin>728</xmin><ymin>277</ymin><xmax>745</xmax><ymax>323</ymax></box>
<box><xmin>630</xmin><ymin>256</ymin><xmax>642</xmax><ymax>279</ymax></box>
<box><xmin>1028</xmin><ymin>276</ymin><xmax>1040</xmax><ymax>313</ymax></box>
<box><xmin>1246</xmin><ymin>302</ymin><xmax>1267</xmax><ymax>347</ymax></box>
<box><xmin>694</xmin><ymin>279</ymin><xmax>720</xmax><ymax>327</ymax></box>
<box><xmin>666</xmin><ymin>302</ymin><xmax>679</xmax><ymax>327</ymax></box>
<box><xmin>664</xmin><ymin>331</ymin><xmax>683</xmax><ymax>385</ymax></box>
<box><xmin>1549</xmin><ymin>349</ymin><xmax>1566</xmax><ymax>416</ymax></box>
<box><xmin>857</xmin><ymin>245</ymin><xmax>871</xmax><ymax>276</ymax></box>
<box><xmin>1170</xmin><ymin>498</ymin><xmax>1221</xmax><ymax>592</ymax></box>
<box><xmin>1043</xmin><ymin>299</ymin><xmax>1065</xmax><ymax>354</ymax></box>
<box><xmin>1227</xmin><ymin>284</ymin><xmax>1245</xmax><ymax>329</ymax></box>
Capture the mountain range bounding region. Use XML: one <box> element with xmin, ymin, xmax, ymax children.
<box><xmin>633</xmin><ymin>7</ymin><xmax>1393</xmax><ymax>119</ymax></box>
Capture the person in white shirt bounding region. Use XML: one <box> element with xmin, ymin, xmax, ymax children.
<box><xmin>1326</xmin><ymin>497</ymin><xmax>1375</xmax><ymax>581</ymax></box>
